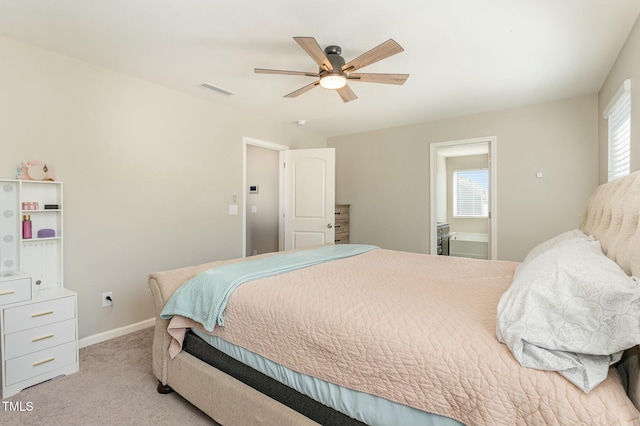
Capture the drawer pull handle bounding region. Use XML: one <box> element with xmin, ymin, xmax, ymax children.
<box><xmin>33</xmin><ymin>357</ymin><xmax>55</xmax><ymax>367</ymax></box>
<box><xmin>31</xmin><ymin>310</ymin><xmax>54</xmax><ymax>318</ymax></box>
<box><xmin>0</xmin><ymin>290</ymin><xmax>16</xmax><ymax>296</ymax></box>
<box><xmin>32</xmin><ymin>334</ymin><xmax>55</xmax><ymax>342</ymax></box>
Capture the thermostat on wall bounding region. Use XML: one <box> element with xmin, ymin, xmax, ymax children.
<box><xmin>249</xmin><ymin>185</ymin><xmax>259</xmax><ymax>194</ymax></box>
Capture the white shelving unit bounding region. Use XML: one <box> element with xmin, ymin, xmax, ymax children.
<box><xmin>0</xmin><ymin>179</ymin><xmax>78</xmax><ymax>398</ymax></box>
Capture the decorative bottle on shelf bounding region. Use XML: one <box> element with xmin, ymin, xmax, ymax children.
<box><xmin>22</xmin><ymin>214</ymin><xmax>32</xmax><ymax>239</ymax></box>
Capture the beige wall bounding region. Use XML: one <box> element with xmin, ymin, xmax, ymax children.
<box><xmin>328</xmin><ymin>95</ymin><xmax>598</xmax><ymax>261</ymax></box>
<box><xmin>0</xmin><ymin>36</ymin><xmax>326</xmax><ymax>339</ymax></box>
<box><xmin>599</xmin><ymin>15</ymin><xmax>640</xmax><ymax>182</ymax></box>
<box><xmin>246</xmin><ymin>145</ymin><xmax>280</xmax><ymax>256</ymax></box>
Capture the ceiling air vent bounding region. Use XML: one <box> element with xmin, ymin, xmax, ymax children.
<box><xmin>200</xmin><ymin>83</ymin><xmax>234</xmax><ymax>96</ymax></box>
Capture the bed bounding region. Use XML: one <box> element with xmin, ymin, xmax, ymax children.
<box><xmin>149</xmin><ymin>171</ymin><xmax>640</xmax><ymax>425</ymax></box>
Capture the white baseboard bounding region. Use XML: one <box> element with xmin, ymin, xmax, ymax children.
<box><xmin>78</xmin><ymin>317</ymin><xmax>156</xmax><ymax>349</ymax></box>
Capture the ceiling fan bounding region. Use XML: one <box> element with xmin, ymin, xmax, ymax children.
<box><xmin>255</xmin><ymin>37</ymin><xmax>409</xmax><ymax>103</ymax></box>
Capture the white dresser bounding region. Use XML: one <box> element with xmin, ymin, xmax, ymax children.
<box><xmin>0</xmin><ymin>179</ymin><xmax>78</xmax><ymax>398</ymax></box>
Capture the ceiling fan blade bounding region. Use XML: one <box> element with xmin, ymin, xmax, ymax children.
<box><xmin>342</xmin><ymin>39</ymin><xmax>404</xmax><ymax>73</ymax></box>
<box><xmin>284</xmin><ymin>81</ymin><xmax>320</xmax><ymax>98</ymax></box>
<box><xmin>347</xmin><ymin>73</ymin><xmax>409</xmax><ymax>85</ymax></box>
<box><xmin>293</xmin><ymin>37</ymin><xmax>333</xmax><ymax>71</ymax></box>
<box><xmin>337</xmin><ymin>85</ymin><xmax>358</xmax><ymax>103</ymax></box>
<box><xmin>255</xmin><ymin>68</ymin><xmax>319</xmax><ymax>77</ymax></box>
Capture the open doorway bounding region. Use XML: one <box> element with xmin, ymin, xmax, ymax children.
<box><xmin>243</xmin><ymin>137</ymin><xmax>288</xmax><ymax>258</ymax></box>
<box><xmin>429</xmin><ymin>137</ymin><xmax>497</xmax><ymax>259</ymax></box>
<box><xmin>243</xmin><ymin>138</ymin><xmax>337</xmax><ymax>258</ymax></box>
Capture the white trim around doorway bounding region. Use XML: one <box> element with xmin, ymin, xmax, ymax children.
<box><xmin>429</xmin><ymin>136</ymin><xmax>498</xmax><ymax>259</ymax></box>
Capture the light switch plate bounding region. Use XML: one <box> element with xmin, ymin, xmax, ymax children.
<box><xmin>229</xmin><ymin>204</ymin><xmax>238</xmax><ymax>215</ymax></box>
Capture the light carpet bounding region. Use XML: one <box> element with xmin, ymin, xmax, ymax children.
<box><xmin>1</xmin><ymin>326</ymin><xmax>217</xmax><ymax>425</ymax></box>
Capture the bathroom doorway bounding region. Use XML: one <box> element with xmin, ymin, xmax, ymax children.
<box><xmin>429</xmin><ymin>137</ymin><xmax>497</xmax><ymax>259</ymax></box>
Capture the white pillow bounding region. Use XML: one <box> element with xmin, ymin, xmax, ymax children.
<box><xmin>522</xmin><ymin>229</ymin><xmax>593</xmax><ymax>264</ymax></box>
<box><xmin>497</xmin><ymin>238</ymin><xmax>640</xmax><ymax>392</ymax></box>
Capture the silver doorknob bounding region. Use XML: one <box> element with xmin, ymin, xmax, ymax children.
<box><xmin>327</xmin><ymin>223</ymin><xmax>333</xmax><ymax>228</ymax></box>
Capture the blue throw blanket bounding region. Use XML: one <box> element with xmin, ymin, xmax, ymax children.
<box><xmin>160</xmin><ymin>244</ymin><xmax>379</xmax><ymax>331</ymax></box>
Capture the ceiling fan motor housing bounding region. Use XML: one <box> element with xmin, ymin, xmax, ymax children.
<box><xmin>322</xmin><ymin>45</ymin><xmax>346</xmax><ymax>75</ymax></box>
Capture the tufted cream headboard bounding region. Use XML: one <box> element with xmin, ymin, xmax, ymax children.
<box><xmin>580</xmin><ymin>170</ymin><xmax>640</xmax><ymax>278</ymax></box>
<box><xmin>580</xmin><ymin>171</ymin><xmax>640</xmax><ymax>410</ymax></box>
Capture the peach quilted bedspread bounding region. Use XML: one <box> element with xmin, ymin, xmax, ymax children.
<box><xmin>167</xmin><ymin>249</ymin><xmax>640</xmax><ymax>425</ymax></box>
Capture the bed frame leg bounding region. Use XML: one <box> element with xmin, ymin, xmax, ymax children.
<box><xmin>157</xmin><ymin>381</ymin><xmax>174</xmax><ymax>394</ymax></box>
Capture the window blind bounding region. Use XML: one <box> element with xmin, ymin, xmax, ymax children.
<box><xmin>453</xmin><ymin>169</ymin><xmax>488</xmax><ymax>217</ymax></box>
<box><xmin>604</xmin><ymin>79</ymin><xmax>631</xmax><ymax>182</ymax></box>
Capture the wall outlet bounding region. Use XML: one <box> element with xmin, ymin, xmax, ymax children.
<box><xmin>102</xmin><ymin>291</ymin><xmax>113</xmax><ymax>308</ymax></box>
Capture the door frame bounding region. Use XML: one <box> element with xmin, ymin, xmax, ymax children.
<box><xmin>429</xmin><ymin>136</ymin><xmax>498</xmax><ymax>259</ymax></box>
<box><xmin>242</xmin><ymin>136</ymin><xmax>289</xmax><ymax>258</ymax></box>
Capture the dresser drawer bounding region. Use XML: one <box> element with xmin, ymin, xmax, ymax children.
<box><xmin>334</xmin><ymin>222</ymin><xmax>349</xmax><ymax>235</ymax></box>
<box><xmin>0</xmin><ymin>277</ymin><xmax>31</xmax><ymax>307</ymax></box>
<box><xmin>4</xmin><ymin>318</ymin><xmax>76</xmax><ymax>360</ymax></box>
<box><xmin>335</xmin><ymin>205</ymin><xmax>350</xmax><ymax>220</ymax></box>
<box><xmin>5</xmin><ymin>341</ymin><xmax>77</xmax><ymax>386</ymax></box>
<box><xmin>335</xmin><ymin>236</ymin><xmax>350</xmax><ymax>244</ymax></box>
<box><xmin>4</xmin><ymin>296</ymin><xmax>75</xmax><ymax>334</ymax></box>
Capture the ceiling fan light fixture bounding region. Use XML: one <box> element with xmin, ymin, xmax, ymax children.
<box><xmin>319</xmin><ymin>73</ymin><xmax>347</xmax><ymax>90</ymax></box>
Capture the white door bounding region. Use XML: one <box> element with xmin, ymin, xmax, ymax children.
<box><xmin>284</xmin><ymin>148</ymin><xmax>335</xmax><ymax>250</ymax></box>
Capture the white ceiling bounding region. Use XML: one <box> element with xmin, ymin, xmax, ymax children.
<box><xmin>1</xmin><ymin>0</ymin><xmax>639</xmax><ymax>138</ymax></box>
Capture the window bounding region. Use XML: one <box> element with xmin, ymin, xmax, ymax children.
<box><xmin>604</xmin><ymin>79</ymin><xmax>631</xmax><ymax>182</ymax></box>
<box><xmin>453</xmin><ymin>169</ymin><xmax>488</xmax><ymax>218</ymax></box>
